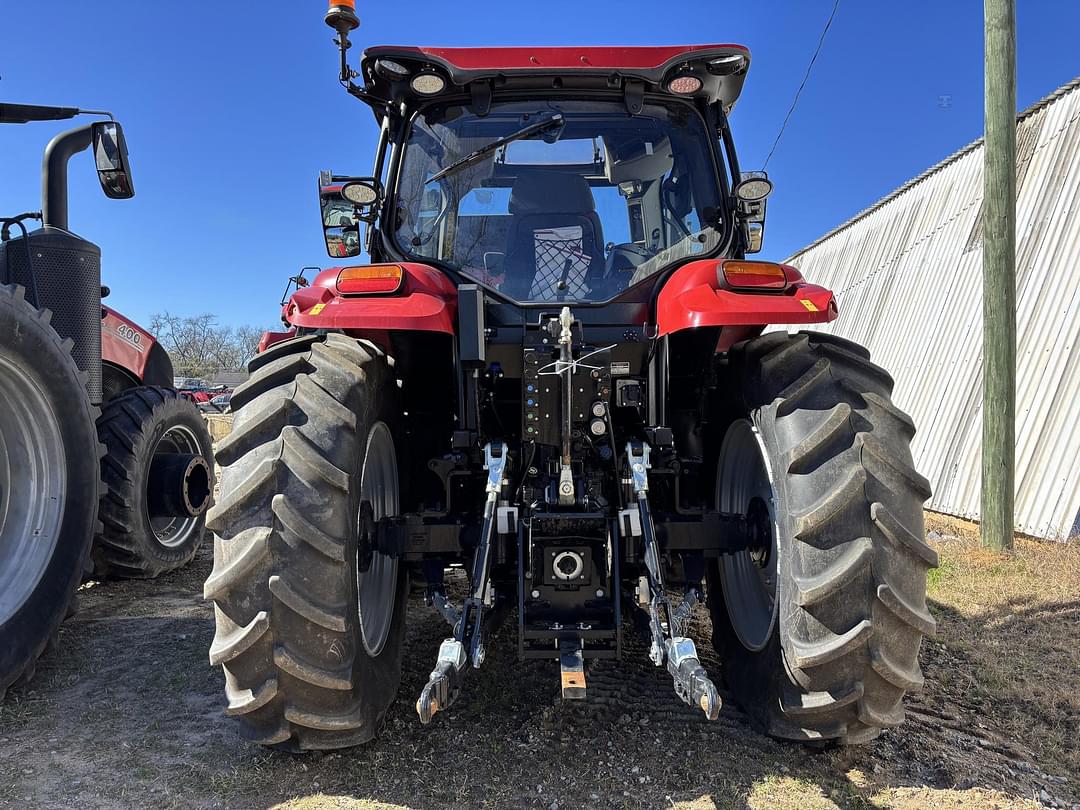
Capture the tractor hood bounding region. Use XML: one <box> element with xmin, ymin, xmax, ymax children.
<box><xmin>358</xmin><ymin>44</ymin><xmax>751</xmax><ymax>115</ymax></box>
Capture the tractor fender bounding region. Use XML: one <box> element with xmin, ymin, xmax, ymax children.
<box><xmin>257</xmin><ymin>328</ymin><xmax>297</xmax><ymax>354</ymax></box>
<box><xmin>101</xmin><ymin>306</ymin><xmax>172</xmax><ymax>386</ymax></box>
<box><xmin>285</xmin><ymin>263</ymin><xmax>458</xmax><ymax>335</ymax></box>
<box><xmin>655</xmin><ymin>260</ymin><xmax>837</xmax><ymax>337</ymax></box>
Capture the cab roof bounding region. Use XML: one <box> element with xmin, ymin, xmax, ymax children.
<box><xmin>359</xmin><ymin>44</ymin><xmax>752</xmax><ymax>113</ymax></box>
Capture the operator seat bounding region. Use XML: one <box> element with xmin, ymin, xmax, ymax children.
<box><xmin>501</xmin><ymin>172</ymin><xmax>605</xmax><ymax>300</ymax></box>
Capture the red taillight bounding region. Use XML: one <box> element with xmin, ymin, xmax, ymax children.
<box><xmin>719</xmin><ymin>260</ymin><xmax>788</xmax><ymax>290</ymax></box>
<box><xmin>666</xmin><ymin>75</ymin><xmax>703</xmax><ymax>94</ymax></box>
<box><xmin>336</xmin><ymin>264</ymin><xmax>404</xmax><ymax>295</ymax></box>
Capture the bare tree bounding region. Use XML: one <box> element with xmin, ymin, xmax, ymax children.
<box><xmin>151</xmin><ymin>313</ymin><xmax>268</xmax><ymax>379</ymax></box>
<box><xmin>228</xmin><ymin>325</ymin><xmax>266</xmax><ymax>369</ymax></box>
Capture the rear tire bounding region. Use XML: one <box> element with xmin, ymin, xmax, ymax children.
<box><xmin>93</xmin><ymin>386</ymin><xmax>214</xmax><ymax>578</ymax></box>
<box><xmin>0</xmin><ymin>284</ymin><xmax>101</xmax><ymax>699</ymax></box>
<box><xmin>707</xmin><ymin>331</ymin><xmax>938</xmax><ymax>744</ymax></box>
<box><xmin>205</xmin><ymin>334</ymin><xmax>407</xmax><ymax>751</ymax></box>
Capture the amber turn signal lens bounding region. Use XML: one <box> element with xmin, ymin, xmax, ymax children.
<box><xmin>336</xmin><ymin>264</ymin><xmax>404</xmax><ymax>295</ymax></box>
<box><xmin>720</xmin><ymin>260</ymin><xmax>787</xmax><ymax>290</ymax></box>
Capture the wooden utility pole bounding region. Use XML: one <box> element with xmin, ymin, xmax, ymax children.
<box><xmin>982</xmin><ymin>0</ymin><xmax>1016</xmax><ymax>552</ymax></box>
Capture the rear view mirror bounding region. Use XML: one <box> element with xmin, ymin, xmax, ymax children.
<box><xmin>323</xmin><ymin>199</ymin><xmax>357</xmax><ymax>228</ymax></box>
<box><xmin>324</xmin><ymin>227</ymin><xmax>361</xmax><ymax>258</ymax></box>
<box><xmin>92</xmin><ymin>121</ymin><xmax>134</xmax><ymax>199</ymax></box>
<box><xmin>744</xmin><ymin>222</ymin><xmax>764</xmax><ymax>254</ymax></box>
<box><xmin>319</xmin><ymin>174</ymin><xmax>381</xmax><ymax>259</ymax></box>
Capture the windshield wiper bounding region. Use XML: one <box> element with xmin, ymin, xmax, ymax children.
<box><xmin>425</xmin><ymin>113</ymin><xmax>565</xmax><ymax>184</ymax></box>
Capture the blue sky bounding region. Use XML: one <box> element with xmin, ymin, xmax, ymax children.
<box><xmin>2</xmin><ymin>2</ymin><xmax>1078</xmax><ymax>329</ymax></box>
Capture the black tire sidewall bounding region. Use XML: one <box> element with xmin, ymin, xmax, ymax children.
<box><xmin>0</xmin><ymin>287</ymin><xmax>99</xmax><ymax>690</ymax></box>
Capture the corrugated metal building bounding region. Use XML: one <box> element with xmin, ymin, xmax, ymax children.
<box><xmin>784</xmin><ymin>77</ymin><xmax>1080</xmax><ymax>539</ymax></box>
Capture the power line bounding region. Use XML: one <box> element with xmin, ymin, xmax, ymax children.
<box><xmin>762</xmin><ymin>0</ymin><xmax>841</xmax><ymax>170</ymax></box>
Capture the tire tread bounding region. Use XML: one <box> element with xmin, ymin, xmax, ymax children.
<box><xmin>712</xmin><ymin>330</ymin><xmax>936</xmax><ymax>745</ymax></box>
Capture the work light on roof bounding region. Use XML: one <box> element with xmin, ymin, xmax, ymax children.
<box><xmin>707</xmin><ymin>54</ymin><xmax>746</xmax><ymax>76</ymax></box>
<box><xmin>374</xmin><ymin>58</ymin><xmax>410</xmax><ymax>82</ymax></box>
<box><xmin>410</xmin><ymin>73</ymin><xmax>446</xmax><ymax>95</ymax></box>
<box><xmin>666</xmin><ymin>74</ymin><xmax>702</xmax><ymax>95</ymax></box>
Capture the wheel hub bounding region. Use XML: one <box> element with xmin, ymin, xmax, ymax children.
<box><xmin>715</xmin><ymin>419</ymin><xmax>780</xmax><ymax>653</ymax></box>
<box><xmin>147</xmin><ymin>424</ymin><xmax>208</xmax><ymax>549</ymax></box>
<box><xmin>356</xmin><ymin>499</ymin><xmax>375</xmax><ymax>573</ymax></box>
<box><xmin>746</xmin><ymin>496</ymin><xmax>773</xmax><ymax>568</ymax></box>
<box><xmin>356</xmin><ymin>422</ymin><xmax>399</xmax><ymax>657</ymax></box>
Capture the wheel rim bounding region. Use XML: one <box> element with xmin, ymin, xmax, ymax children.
<box><xmin>716</xmin><ymin>418</ymin><xmax>780</xmax><ymax>652</ymax></box>
<box><xmin>0</xmin><ymin>354</ymin><xmax>67</xmax><ymax>625</ymax></box>
<box><xmin>356</xmin><ymin>421</ymin><xmax>399</xmax><ymax>657</ymax></box>
<box><xmin>147</xmin><ymin>424</ymin><xmax>205</xmax><ymax>549</ymax></box>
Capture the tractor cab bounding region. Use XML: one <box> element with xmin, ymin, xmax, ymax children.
<box><xmin>317</xmin><ymin>43</ymin><xmax>774</xmax><ymax>290</ymax></box>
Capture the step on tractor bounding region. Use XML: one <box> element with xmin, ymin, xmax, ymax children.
<box><xmin>205</xmin><ymin>1</ymin><xmax>938</xmax><ymax>751</ymax></box>
<box><xmin>0</xmin><ymin>104</ymin><xmax>214</xmax><ymax>698</ymax></box>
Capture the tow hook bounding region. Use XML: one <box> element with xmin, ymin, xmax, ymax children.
<box><xmin>667</xmin><ymin>637</ymin><xmax>722</xmax><ymax>720</ymax></box>
<box><xmin>625</xmin><ymin>441</ymin><xmax>722</xmax><ymax>721</ymax></box>
<box><xmin>416</xmin><ymin>639</ymin><xmax>467</xmax><ymax>724</ymax></box>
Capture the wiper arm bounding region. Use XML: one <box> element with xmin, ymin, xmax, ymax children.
<box><xmin>426</xmin><ymin>113</ymin><xmax>565</xmax><ymax>184</ymax></box>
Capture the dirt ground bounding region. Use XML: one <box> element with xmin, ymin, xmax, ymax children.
<box><xmin>1</xmin><ymin>514</ymin><xmax>1077</xmax><ymax>810</ymax></box>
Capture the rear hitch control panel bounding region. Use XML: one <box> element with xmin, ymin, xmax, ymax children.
<box><xmin>521</xmin><ymin>345</ymin><xmax>613</xmax><ymax>445</ymax></box>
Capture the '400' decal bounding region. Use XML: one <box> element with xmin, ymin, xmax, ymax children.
<box><xmin>109</xmin><ymin>321</ymin><xmax>147</xmax><ymax>351</ymax></box>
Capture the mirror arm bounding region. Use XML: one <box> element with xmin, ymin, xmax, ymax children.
<box><xmin>345</xmin><ymin>80</ymin><xmax>392</xmax><ymax>115</ymax></box>
<box><xmin>78</xmin><ymin>109</ymin><xmax>116</xmax><ymax>122</ymax></box>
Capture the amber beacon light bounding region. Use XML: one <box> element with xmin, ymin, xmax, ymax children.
<box><xmin>325</xmin><ymin>0</ymin><xmax>359</xmax><ymax>34</ymax></box>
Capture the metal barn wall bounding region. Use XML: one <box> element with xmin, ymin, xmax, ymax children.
<box><xmin>784</xmin><ymin>78</ymin><xmax>1080</xmax><ymax>539</ymax></box>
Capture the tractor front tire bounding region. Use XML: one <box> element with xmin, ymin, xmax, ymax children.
<box><xmin>708</xmin><ymin>331</ymin><xmax>938</xmax><ymax>745</ymax></box>
<box><xmin>205</xmin><ymin>334</ymin><xmax>407</xmax><ymax>751</ymax></box>
<box><xmin>94</xmin><ymin>386</ymin><xmax>214</xmax><ymax>578</ymax></box>
<box><xmin>0</xmin><ymin>285</ymin><xmax>101</xmax><ymax>699</ymax></box>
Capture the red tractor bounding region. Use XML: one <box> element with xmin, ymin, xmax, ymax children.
<box><xmin>205</xmin><ymin>3</ymin><xmax>936</xmax><ymax>751</ymax></box>
<box><xmin>1</xmin><ymin>104</ymin><xmax>214</xmax><ymax>698</ymax></box>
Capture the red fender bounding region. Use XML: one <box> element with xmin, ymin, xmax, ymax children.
<box><xmin>656</xmin><ymin>260</ymin><xmax>837</xmax><ymax>336</ymax></box>
<box><xmin>101</xmin><ymin>305</ymin><xmax>156</xmax><ymax>380</ymax></box>
<box><xmin>285</xmin><ymin>263</ymin><xmax>458</xmax><ymax>335</ymax></box>
<box><xmin>257</xmin><ymin>328</ymin><xmax>297</xmax><ymax>354</ymax></box>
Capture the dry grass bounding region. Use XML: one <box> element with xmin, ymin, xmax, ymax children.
<box><xmin>924</xmin><ymin>512</ymin><xmax>1080</xmax><ymax>781</ymax></box>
